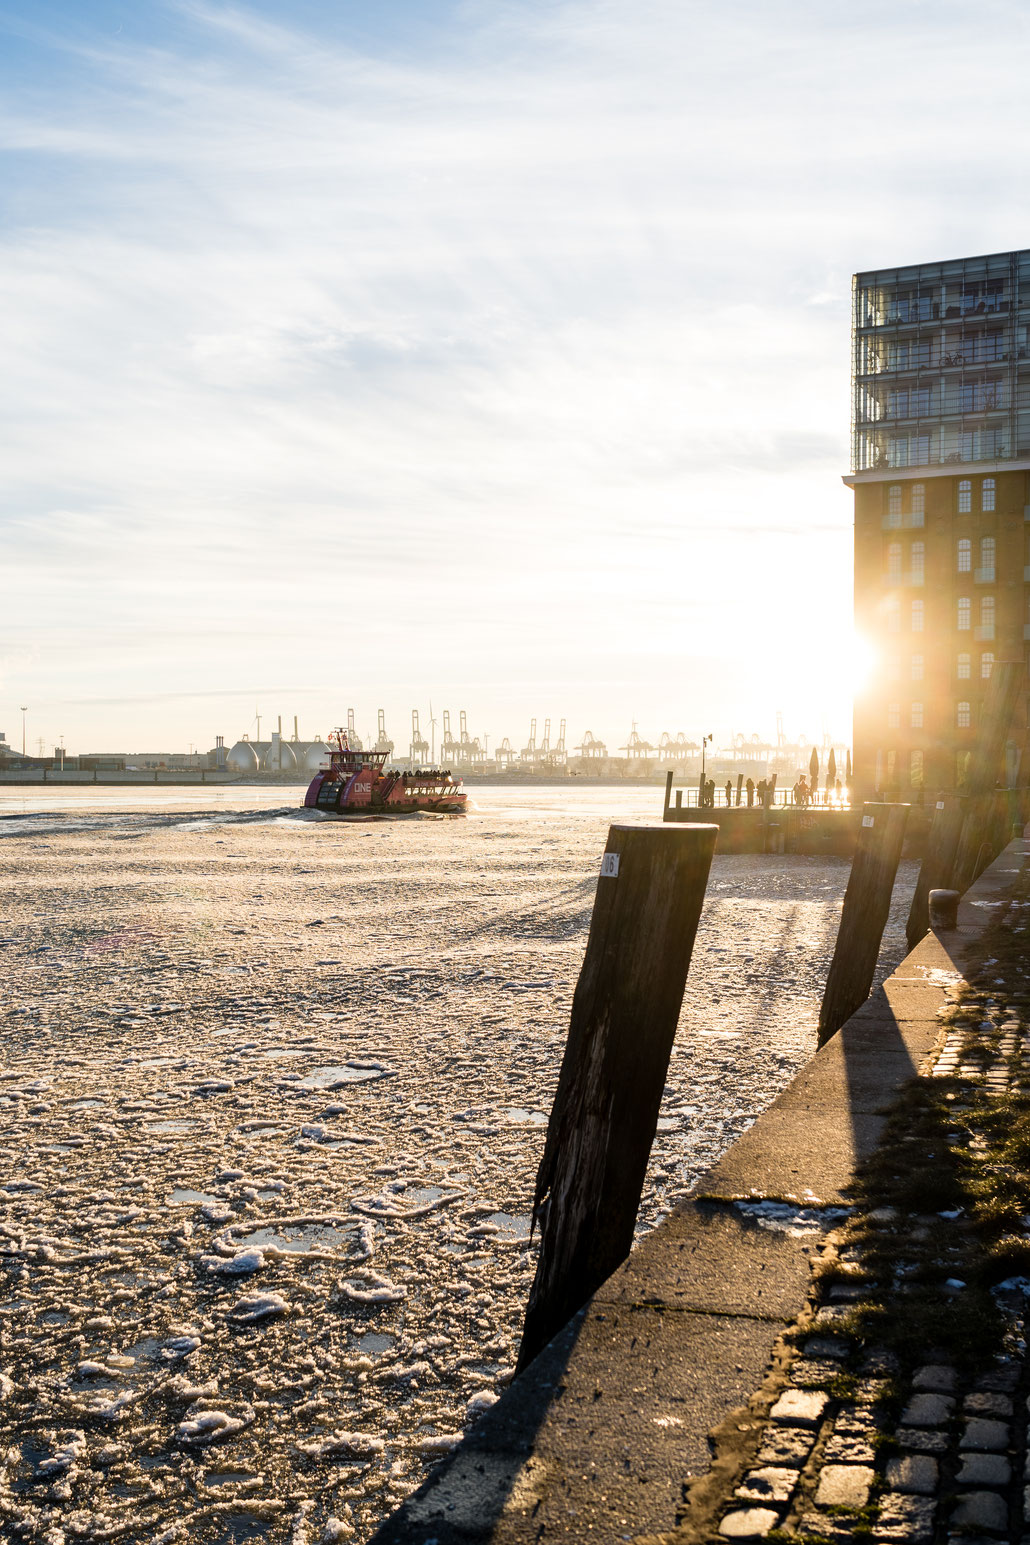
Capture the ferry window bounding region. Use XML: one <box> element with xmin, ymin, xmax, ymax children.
<box><xmin>886</xmin><ymin>541</ymin><xmax>902</xmax><ymax>582</ymax></box>
<box><xmin>957</xmin><ymin>538</ymin><xmax>971</xmax><ymax>572</ymax></box>
<box><xmin>979</xmin><ymin>536</ymin><xmax>995</xmax><ymax>580</ymax></box>
<box><xmin>958</xmin><ymin>479</ymin><xmax>972</xmax><ymax>513</ymax></box>
<box><xmin>957</xmin><ymin>596</ymin><xmax>971</xmax><ymax>630</ymax></box>
<box><xmin>911</xmin><ymin>654</ymin><xmax>924</xmax><ymax>681</ymax></box>
<box><xmin>888</xmin><ymin>703</ymin><xmax>900</xmax><ymax>730</ymax></box>
<box><xmin>981</xmin><ymin>652</ymin><xmax>994</xmax><ymax>679</ymax></box>
<box><xmin>910</xmin><ymin>541</ymin><xmax>924</xmax><ymax>585</ymax></box>
<box><xmin>957</xmin><ymin>701</ymin><xmax>971</xmax><ymax>728</ymax></box>
<box><xmin>911</xmin><ymin>599</ymin><xmax>923</xmax><ymax>632</ymax></box>
<box><xmin>982</xmin><ymin>477</ymin><xmax>996</xmax><ymax>512</ymax></box>
<box><xmin>957</xmin><ymin>652</ymin><xmax>971</xmax><ymax>679</ymax></box>
<box><xmin>911</xmin><ymin>483</ymin><xmax>925</xmax><ymax>522</ymax></box>
<box><xmin>910</xmin><ymin>702</ymin><xmax>923</xmax><ymax>729</ymax></box>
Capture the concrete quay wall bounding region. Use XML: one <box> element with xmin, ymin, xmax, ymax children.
<box><xmin>371</xmin><ymin>837</ymin><xmax>1030</xmax><ymax>1544</ymax></box>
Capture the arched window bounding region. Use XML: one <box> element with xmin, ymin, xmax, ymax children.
<box><xmin>981</xmin><ymin>652</ymin><xmax>995</xmax><ymax>679</ymax></box>
<box><xmin>911</xmin><ymin>599</ymin><xmax>923</xmax><ymax>632</ymax></box>
<box><xmin>888</xmin><ymin>703</ymin><xmax>900</xmax><ymax>729</ymax></box>
<box><xmin>910</xmin><ymin>541</ymin><xmax>924</xmax><ymax>584</ymax></box>
<box><xmin>957</xmin><ymin>701</ymin><xmax>971</xmax><ymax>728</ymax></box>
<box><xmin>888</xmin><ymin>484</ymin><xmax>902</xmax><ymax>520</ymax></box>
<box><xmin>979</xmin><ymin>536</ymin><xmax>995</xmax><ymax>581</ymax></box>
<box><xmin>980</xmin><ymin>595</ymin><xmax>995</xmax><ymax>638</ymax></box>
<box><xmin>982</xmin><ymin>477</ymin><xmax>996</xmax><ymax>512</ymax></box>
<box><xmin>910</xmin><ymin>484</ymin><xmax>925</xmax><ymax>524</ymax></box>
<box><xmin>911</xmin><ymin>702</ymin><xmax>923</xmax><ymax>728</ymax></box>
<box><xmin>957</xmin><ymin>538</ymin><xmax>971</xmax><ymax>572</ymax></box>
<box><xmin>887</xmin><ymin>541</ymin><xmax>902</xmax><ymax>582</ymax></box>
<box><xmin>957</xmin><ymin>652</ymin><xmax>971</xmax><ymax>679</ymax></box>
<box><xmin>911</xmin><ymin>654</ymin><xmax>924</xmax><ymax>680</ymax></box>
<box><xmin>957</xmin><ymin>596</ymin><xmax>971</xmax><ymax>630</ymax></box>
<box><xmin>958</xmin><ymin>479</ymin><xmax>972</xmax><ymax>513</ymax></box>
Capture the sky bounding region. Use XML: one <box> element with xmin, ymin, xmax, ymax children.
<box><xmin>1</xmin><ymin>0</ymin><xmax>1029</xmax><ymax>758</ymax></box>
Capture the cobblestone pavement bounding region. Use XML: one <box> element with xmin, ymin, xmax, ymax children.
<box><xmin>704</xmin><ymin>882</ymin><xmax>1030</xmax><ymax>1543</ymax></box>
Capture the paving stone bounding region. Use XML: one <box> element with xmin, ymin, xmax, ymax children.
<box><xmin>733</xmin><ymin>1468</ymin><xmax>797</xmax><ymax>1505</ymax></box>
<box><xmin>789</xmin><ymin>1357</ymin><xmax>841</xmax><ymax>1389</ymax></box>
<box><xmin>957</xmin><ymin>1453</ymin><xmax>1011</xmax><ymax>1487</ymax></box>
<box><xmin>951</xmin><ymin>1492</ymin><xmax>1009</xmax><ymax>1534</ymax></box>
<box><xmin>896</xmin><ymin>1426</ymin><xmax>949</xmax><ymax>1454</ymax></box>
<box><xmin>833</xmin><ymin>1403</ymin><xmax>877</xmax><ymax>1436</ymax></box>
<box><xmin>853</xmin><ymin>1376</ymin><xmax>889</xmax><ymax>1404</ymax></box>
<box><xmin>964</xmin><ymin>1391</ymin><xmax>1013</xmax><ymax>1418</ymax></box>
<box><xmin>876</xmin><ymin>1491</ymin><xmax>936</xmax><ymax>1542</ymax></box>
<box><xmin>802</xmin><ymin>1335</ymin><xmax>850</xmax><ymax>1360</ymax></box>
<box><xmin>901</xmin><ymin>1392</ymin><xmax>955</xmax><ymax>1427</ymax></box>
<box><xmin>885</xmin><ymin>1454</ymin><xmax>939</xmax><ymax>1494</ymax></box>
<box><xmin>769</xmin><ymin>1388</ymin><xmax>827</xmax><ymax>1427</ymax></box>
<box><xmin>718</xmin><ymin>1508</ymin><xmax>780</xmax><ymax>1539</ymax></box>
<box><xmin>1024</xmin><ymin>1482</ymin><xmax>1030</xmax><ymax>1524</ymax></box>
<box><xmin>754</xmin><ymin>1425</ymin><xmax>814</xmax><ymax>1469</ymax></box>
<box><xmin>959</xmin><ymin>1418</ymin><xmax>1010</xmax><ymax>1452</ymax></box>
<box><xmin>795</xmin><ymin>1515</ymin><xmax>859</xmax><ymax>1543</ymax></box>
<box><xmin>913</xmin><ymin>1363</ymin><xmax>957</xmax><ymax>1393</ymax></box>
<box><xmin>814</xmin><ymin>1464</ymin><xmax>874</xmax><ymax>1508</ymax></box>
<box><xmin>813</xmin><ymin>1304</ymin><xmax>854</xmax><ymax>1328</ymax></box>
<box><xmin>974</xmin><ymin>1363</ymin><xmax>1018</xmax><ymax>1394</ymax></box>
<box><xmin>822</xmin><ymin>1431</ymin><xmax>876</xmax><ymax>1464</ymax></box>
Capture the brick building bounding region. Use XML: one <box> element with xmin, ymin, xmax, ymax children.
<box><xmin>845</xmin><ymin>248</ymin><xmax>1030</xmax><ymax>798</ymax></box>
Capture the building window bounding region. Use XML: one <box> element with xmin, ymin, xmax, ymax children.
<box><xmin>981</xmin><ymin>652</ymin><xmax>995</xmax><ymax>679</ymax></box>
<box><xmin>911</xmin><ymin>702</ymin><xmax>923</xmax><ymax>728</ymax></box>
<box><xmin>982</xmin><ymin>477</ymin><xmax>996</xmax><ymax>512</ymax></box>
<box><xmin>911</xmin><ymin>599</ymin><xmax>923</xmax><ymax>632</ymax></box>
<box><xmin>957</xmin><ymin>538</ymin><xmax>971</xmax><ymax>572</ymax></box>
<box><xmin>958</xmin><ymin>596</ymin><xmax>971</xmax><ymax>630</ymax></box>
<box><xmin>957</xmin><ymin>652</ymin><xmax>971</xmax><ymax>679</ymax></box>
<box><xmin>910</xmin><ymin>541</ymin><xmax>924</xmax><ymax>585</ymax></box>
<box><xmin>887</xmin><ymin>484</ymin><xmax>902</xmax><ymax>522</ymax></box>
<box><xmin>910</xmin><ymin>749</ymin><xmax>924</xmax><ymax>787</ymax></box>
<box><xmin>911</xmin><ymin>483</ymin><xmax>925</xmax><ymax>524</ymax></box>
<box><xmin>887</xmin><ymin>541</ymin><xmax>902</xmax><ymax>582</ymax></box>
<box><xmin>957</xmin><ymin>701</ymin><xmax>971</xmax><ymax>728</ymax></box>
<box><xmin>958</xmin><ymin>479</ymin><xmax>972</xmax><ymax>513</ymax></box>
<box><xmin>979</xmin><ymin>595</ymin><xmax>995</xmax><ymax>638</ymax></box>
<box><xmin>887</xmin><ymin>596</ymin><xmax>901</xmax><ymax>632</ymax></box>
<box><xmin>888</xmin><ymin>703</ymin><xmax>900</xmax><ymax>729</ymax></box>
<box><xmin>979</xmin><ymin>535</ymin><xmax>995</xmax><ymax>581</ymax></box>
<box><xmin>911</xmin><ymin>654</ymin><xmax>924</xmax><ymax>681</ymax></box>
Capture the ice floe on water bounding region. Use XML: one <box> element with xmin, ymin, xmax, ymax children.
<box><xmin>0</xmin><ymin>784</ymin><xmax>916</xmax><ymax>1541</ymax></box>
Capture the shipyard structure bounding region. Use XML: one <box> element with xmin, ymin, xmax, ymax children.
<box><xmin>847</xmin><ymin>246</ymin><xmax>1030</xmax><ymax>799</ymax></box>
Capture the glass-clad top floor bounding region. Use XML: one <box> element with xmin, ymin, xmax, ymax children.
<box><xmin>851</xmin><ymin>248</ymin><xmax>1030</xmax><ymax>473</ymax></box>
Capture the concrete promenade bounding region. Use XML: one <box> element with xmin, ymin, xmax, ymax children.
<box><xmin>372</xmin><ymin>836</ymin><xmax>1030</xmax><ymax>1543</ymax></box>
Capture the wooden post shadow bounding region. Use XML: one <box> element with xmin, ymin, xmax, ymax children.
<box><xmin>516</xmin><ymin>822</ymin><xmax>717</xmax><ymax>1375</ymax></box>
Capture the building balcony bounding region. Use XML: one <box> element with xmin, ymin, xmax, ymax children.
<box><xmin>974</xmin><ymin>568</ymin><xmax>996</xmax><ymax>584</ymax></box>
<box><xmin>974</xmin><ymin>624</ymin><xmax>995</xmax><ymax>640</ymax></box>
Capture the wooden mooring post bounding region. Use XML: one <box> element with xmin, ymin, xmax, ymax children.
<box><xmin>817</xmin><ymin>802</ymin><xmax>909</xmax><ymax>1047</ymax></box>
<box><xmin>906</xmin><ymin>796</ymin><xmax>964</xmax><ymax>952</ymax></box>
<box><xmin>515</xmin><ymin>822</ymin><xmax>717</xmax><ymax>1375</ymax></box>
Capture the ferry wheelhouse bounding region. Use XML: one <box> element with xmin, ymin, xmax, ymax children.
<box><xmin>304</xmin><ymin>731</ymin><xmax>467</xmax><ymax>815</ymax></box>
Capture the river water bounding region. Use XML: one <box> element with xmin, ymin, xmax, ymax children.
<box><xmin>0</xmin><ymin>784</ymin><xmax>916</xmax><ymax>1543</ymax></box>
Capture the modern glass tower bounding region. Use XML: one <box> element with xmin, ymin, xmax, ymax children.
<box><xmin>845</xmin><ymin>248</ymin><xmax>1030</xmax><ymax>798</ymax></box>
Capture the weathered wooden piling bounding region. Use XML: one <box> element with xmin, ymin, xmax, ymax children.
<box><xmin>516</xmin><ymin>822</ymin><xmax>717</xmax><ymax>1375</ymax></box>
<box><xmin>905</xmin><ymin>796</ymin><xmax>964</xmax><ymax>952</ymax></box>
<box><xmin>817</xmin><ymin>802</ymin><xmax>909</xmax><ymax>1047</ymax></box>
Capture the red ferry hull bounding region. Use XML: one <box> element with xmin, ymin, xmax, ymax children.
<box><xmin>304</xmin><ymin>748</ymin><xmax>467</xmax><ymax>815</ymax></box>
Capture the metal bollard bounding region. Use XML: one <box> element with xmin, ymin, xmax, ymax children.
<box><xmin>928</xmin><ymin>888</ymin><xmax>960</xmax><ymax>931</ymax></box>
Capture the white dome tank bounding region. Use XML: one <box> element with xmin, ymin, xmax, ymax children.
<box><xmin>262</xmin><ymin>739</ymin><xmax>298</xmax><ymax>772</ymax></box>
<box><xmin>227</xmin><ymin>740</ymin><xmax>261</xmax><ymax>774</ymax></box>
<box><xmin>302</xmin><ymin>740</ymin><xmax>330</xmax><ymax>773</ymax></box>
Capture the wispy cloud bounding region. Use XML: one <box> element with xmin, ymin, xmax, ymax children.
<box><xmin>1</xmin><ymin>0</ymin><xmax>1027</xmax><ymax>750</ymax></box>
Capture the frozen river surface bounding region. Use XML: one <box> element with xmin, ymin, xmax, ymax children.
<box><xmin>0</xmin><ymin>786</ymin><xmax>916</xmax><ymax>1542</ymax></box>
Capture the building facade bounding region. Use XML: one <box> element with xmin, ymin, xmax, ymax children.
<box><xmin>846</xmin><ymin>248</ymin><xmax>1030</xmax><ymax>798</ymax></box>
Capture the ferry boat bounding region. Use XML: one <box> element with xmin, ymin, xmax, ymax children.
<box><xmin>304</xmin><ymin>731</ymin><xmax>467</xmax><ymax>816</ymax></box>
